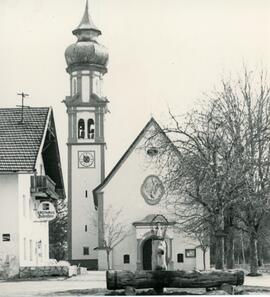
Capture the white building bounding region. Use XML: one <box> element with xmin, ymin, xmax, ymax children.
<box><xmin>64</xmin><ymin>2</ymin><xmax>210</xmax><ymax>271</ymax></box>
<box><xmin>93</xmin><ymin>118</ymin><xmax>210</xmax><ymax>271</ymax></box>
<box><xmin>0</xmin><ymin>107</ymin><xmax>65</xmax><ymax>277</ymax></box>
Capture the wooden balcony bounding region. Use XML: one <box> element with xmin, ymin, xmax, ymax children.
<box><xmin>30</xmin><ymin>175</ymin><xmax>60</xmax><ymax>200</ymax></box>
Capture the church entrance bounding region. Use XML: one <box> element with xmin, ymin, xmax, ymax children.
<box><xmin>142</xmin><ymin>238</ymin><xmax>152</xmax><ymax>270</ymax></box>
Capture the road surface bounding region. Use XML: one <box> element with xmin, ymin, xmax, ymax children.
<box><xmin>0</xmin><ymin>271</ymin><xmax>270</xmax><ymax>296</ymax></box>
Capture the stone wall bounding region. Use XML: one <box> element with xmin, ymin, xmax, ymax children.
<box><xmin>19</xmin><ymin>266</ymin><xmax>71</xmax><ymax>278</ymax></box>
<box><xmin>0</xmin><ymin>255</ymin><xmax>19</xmax><ymax>279</ymax></box>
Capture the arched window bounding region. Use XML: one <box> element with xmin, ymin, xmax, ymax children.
<box><xmin>87</xmin><ymin>119</ymin><xmax>95</xmax><ymax>139</ymax></box>
<box><xmin>123</xmin><ymin>254</ymin><xmax>130</xmax><ymax>264</ymax></box>
<box><xmin>78</xmin><ymin>119</ymin><xmax>85</xmax><ymax>139</ymax></box>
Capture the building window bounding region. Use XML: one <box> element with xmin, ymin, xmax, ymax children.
<box><xmin>29</xmin><ymin>239</ymin><xmax>33</xmax><ymax>261</ymax></box>
<box><xmin>185</xmin><ymin>249</ymin><xmax>196</xmax><ymax>258</ymax></box>
<box><xmin>2</xmin><ymin>234</ymin><xmax>10</xmax><ymax>242</ymax></box>
<box><xmin>78</xmin><ymin>119</ymin><xmax>85</xmax><ymax>139</ymax></box>
<box><xmin>123</xmin><ymin>254</ymin><xmax>130</xmax><ymax>264</ymax></box>
<box><xmin>83</xmin><ymin>247</ymin><xmax>89</xmax><ymax>255</ymax></box>
<box><xmin>85</xmin><ymin>225</ymin><xmax>88</xmax><ymax>232</ymax></box>
<box><xmin>72</xmin><ymin>77</ymin><xmax>77</xmax><ymax>96</ymax></box>
<box><xmin>85</xmin><ymin>190</ymin><xmax>88</xmax><ymax>198</ymax></box>
<box><xmin>37</xmin><ymin>240</ymin><xmax>42</xmax><ymax>257</ymax></box>
<box><xmin>42</xmin><ymin>203</ymin><xmax>50</xmax><ymax>210</ymax></box>
<box><xmin>29</xmin><ymin>198</ymin><xmax>32</xmax><ymax>219</ymax></box>
<box><xmin>87</xmin><ymin>119</ymin><xmax>95</xmax><ymax>139</ymax></box>
<box><xmin>40</xmin><ymin>164</ymin><xmax>43</xmax><ymax>175</ymax></box>
<box><xmin>23</xmin><ymin>195</ymin><xmax>26</xmax><ymax>217</ymax></box>
<box><xmin>24</xmin><ymin>238</ymin><xmax>27</xmax><ymax>260</ymax></box>
<box><xmin>93</xmin><ymin>75</ymin><xmax>100</xmax><ymax>96</ymax></box>
<box><xmin>177</xmin><ymin>253</ymin><xmax>184</xmax><ymax>263</ymax></box>
<box><xmin>82</xmin><ymin>75</ymin><xmax>90</xmax><ymax>102</ymax></box>
<box><xmin>146</xmin><ymin>147</ymin><xmax>158</xmax><ymax>156</ymax></box>
<box><xmin>44</xmin><ymin>243</ymin><xmax>47</xmax><ymax>260</ymax></box>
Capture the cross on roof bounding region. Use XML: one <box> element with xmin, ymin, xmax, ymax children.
<box><xmin>17</xmin><ymin>92</ymin><xmax>30</xmax><ymax>123</ymax></box>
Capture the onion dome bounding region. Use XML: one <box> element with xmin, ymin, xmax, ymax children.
<box><xmin>65</xmin><ymin>1</ymin><xmax>109</xmax><ymax>72</ymax></box>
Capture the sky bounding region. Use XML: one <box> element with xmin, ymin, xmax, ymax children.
<box><xmin>0</xmin><ymin>0</ymin><xmax>269</xmax><ymax>186</ymax></box>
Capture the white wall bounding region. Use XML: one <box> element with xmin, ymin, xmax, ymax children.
<box><xmin>71</xmin><ymin>144</ymin><xmax>101</xmax><ymax>260</ymax></box>
<box><xmin>112</xmin><ymin>229</ymin><xmax>137</xmax><ymax>271</ymax></box>
<box><xmin>0</xmin><ymin>151</ymin><xmax>57</xmax><ymax>271</ymax></box>
<box><xmin>0</xmin><ymin>174</ymin><xmax>19</xmax><ymax>270</ymax></box>
<box><xmin>101</xmin><ymin>122</ymin><xmax>210</xmax><ymax>271</ymax></box>
<box><xmin>195</xmin><ymin>247</ymin><xmax>210</xmax><ymax>271</ymax></box>
<box><xmin>81</xmin><ymin>75</ymin><xmax>90</xmax><ymax>103</ymax></box>
<box><xmin>172</xmin><ymin>233</ymin><xmax>197</xmax><ymax>271</ymax></box>
<box><xmin>102</xmin><ymin>124</ymin><xmax>172</xmax><ymax>225</ymax></box>
<box><xmin>18</xmin><ymin>173</ymin><xmax>49</xmax><ymax>267</ymax></box>
<box><xmin>35</xmin><ymin>154</ymin><xmax>45</xmax><ymax>176</ymax></box>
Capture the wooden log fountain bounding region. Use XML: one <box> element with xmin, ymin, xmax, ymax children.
<box><xmin>107</xmin><ymin>269</ymin><xmax>244</xmax><ymax>293</ymax></box>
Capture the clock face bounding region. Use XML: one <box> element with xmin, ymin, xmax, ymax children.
<box><xmin>141</xmin><ymin>175</ymin><xmax>165</xmax><ymax>205</ymax></box>
<box><xmin>78</xmin><ymin>151</ymin><xmax>95</xmax><ymax>168</ymax></box>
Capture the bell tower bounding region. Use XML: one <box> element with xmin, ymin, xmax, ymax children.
<box><xmin>63</xmin><ymin>0</ymin><xmax>109</xmax><ymax>268</ymax></box>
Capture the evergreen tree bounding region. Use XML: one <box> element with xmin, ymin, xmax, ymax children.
<box><xmin>49</xmin><ymin>199</ymin><xmax>68</xmax><ymax>261</ymax></box>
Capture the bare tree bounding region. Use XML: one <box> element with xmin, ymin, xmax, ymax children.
<box><xmin>161</xmin><ymin>102</ymin><xmax>247</xmax><ymax>270</ymax></box>
<box><xmin>217</xmin><ymin>70</ymin><xmax>269</xmax><ymax>274</ymax></box>
<box><xmin>155</xmin><ymin>68</ymin><xmax>270</xmax><ymax>273</ymax></box>
<box><xmin>102</xmin><ymin>205</ymin><xmax>129</xmax><ymax>270</ymax></box>
<box><xmin>176</xmin><ymin>217</ymin><xmax>211</xmax><ymax>270</ymax></box>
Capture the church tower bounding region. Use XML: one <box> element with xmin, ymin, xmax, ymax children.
<box><xmin>64</xmin><ymin>1</ymin><xmax>109</xmax><ymax>268</ymax></box>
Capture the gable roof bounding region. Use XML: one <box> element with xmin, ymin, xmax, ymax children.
<box><xmin>0</xmin><ymin>107</ymin><xmax>65</xmax><ymax>197</ymax></box>
<box><xmin>0</xmin><ymin>107</ymin><xmax>50</xmax><ymax>172</ymax></box>
<box><xmin>93</xmin><ymin>117</ymin><xmax>172</xmax><ymax>207</ymax></box>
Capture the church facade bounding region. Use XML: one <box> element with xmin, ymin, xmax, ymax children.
<box><xmin>64</xmin><ymin>2</ymin><xmax>210</xmax><ymax>271</ymax></box>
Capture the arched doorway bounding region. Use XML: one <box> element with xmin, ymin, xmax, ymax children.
<box><xmin>142</xmin><ymin>238</ymin><xmax>152</xmax><ymax>270</ymax></box>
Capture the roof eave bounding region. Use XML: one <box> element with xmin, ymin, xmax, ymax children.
<box><xmin>0</xmin><ymin>170</ymin><xmax>35</xmax><ymax>174</ymax></box>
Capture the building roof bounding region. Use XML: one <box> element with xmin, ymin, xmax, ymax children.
<box><xmin>0</xmin><ymin>107</ymin><xmax>50</xmax><ymax>172</ymax></box>
<box><xmin>0</xmin><ymin>106</ymin><xmax>65</xmax><ymax>197</ymax></box>
<box><xmin>65</xmin><ymin>0</ymin><xmax>108</xmax><ymax>72</ymax></box>
<box><xmin>73</xmin><ymin>0</ymin><xmax>101</xmax><ymax>36</ymax></box>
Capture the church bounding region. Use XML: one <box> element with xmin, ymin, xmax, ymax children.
<box><xmin>64</xmin><ymin>1</ymin><xmax>210</xmax><ymax>271</ymax></box>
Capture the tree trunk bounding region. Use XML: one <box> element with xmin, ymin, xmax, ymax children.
<box><xmin>215</xmin><ymin>235</ymin><xmax>225</xmax><ymax>269</ymax></box>
<box><xmin>215</xmin><ymin>211</ymin><xmax>225</xmax><ymax>270</ymax></box>
<box><xmin>257</xmin><ymin>241</ymin><xmax>263</xmax><ymax>267</ymax></box>
<box><xmin>203</xmin><ymin>248</ymin><xmax>206</xmax><ymax>271</ymax></box>
<box><xmin>226</xmin><ymin>227</ymin><xmax>235</xmax><ymax>269</ymax></box>
<box><xmin>106</xmin><ymin>250</ymin><xmax>111</xmax><ymax>270</ymax></box>
<box><xmin>249</xmin><ymin>232</ymin><xmax>259</xmax><ymax>275</ymax></box>
<box><xmin>106</xmin><ymin>270</ymin><xmax>244</xmax><ymax>290</ymax></box>
<box><xmin>241</xmin><ymin>231</ymin><xmax>246</xmax><ymax>265</ymax></box>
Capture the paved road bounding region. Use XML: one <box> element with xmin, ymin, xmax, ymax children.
<box><xmin>244</xmin><ymin>274</ymin><xmax>270</xmax><ymax>287</ymax></box>
<box><xmin>0</xmin><ymin>271</ymin><xmax>106</xmax><ymax>297</ymax></box>
<box><xmin>0</xmin><ymin>271</ymin><xmax>270</xmax><ymax>296</ymax></box>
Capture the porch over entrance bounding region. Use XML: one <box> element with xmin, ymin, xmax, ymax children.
<box><xmin>133</xmin><ymin>214</ymin><xmax>175</xmax><ymax>270</ymax></box>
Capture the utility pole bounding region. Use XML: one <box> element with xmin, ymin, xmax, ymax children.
<box><xmin>17</xmin><ymin>92</ymin><xmax>29</xmax><ymax>123</ymax></box>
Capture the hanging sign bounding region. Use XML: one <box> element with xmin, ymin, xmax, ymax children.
<box><xmin>37</xmin><ymin>201</ymin><xmax>56</xmax><ymax>221</ymax></box>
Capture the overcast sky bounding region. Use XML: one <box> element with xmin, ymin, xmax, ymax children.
<box><xmin>0</xmin><ymin>0</ymin><xmax>269</xmax><ymax>185</ymax></box>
